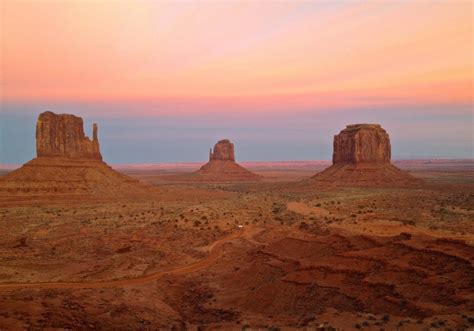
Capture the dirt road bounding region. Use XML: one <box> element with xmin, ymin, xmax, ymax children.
<box><xmin>0</xmin><ymin>229</ymin><xmax>244</xmax><ymax>291</ymax></box>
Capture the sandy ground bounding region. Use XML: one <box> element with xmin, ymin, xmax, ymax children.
<box><xmin>0</xmin><ymin>160</ymin><xmax>473</xmax><ymax>330</ymax></box>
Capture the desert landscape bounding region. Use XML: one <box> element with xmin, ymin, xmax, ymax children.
<box><xmin>1</xmin><ymin>1</ymin><xmax>473</xmax><ymax>330</ymax></box>
<box><xmin>0</xmin><ymin>112</ymin><xmax>472</xmax><ymax>330</ymax></box>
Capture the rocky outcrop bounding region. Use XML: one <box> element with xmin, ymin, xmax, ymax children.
<box><xmin>311</xmin><ymin>124</ymin><xmax>419</xmax><ymax>187</ymax></box>
<box><xmin>333</xmin><ymin>124</ymin><xmax>390</xmax><ymax>164</ymax></box>
<box><xmin>192</xmin><ymin>139</ymin><xmax>260</xmax><ymax>182</ymax></box>
<box><xmin>0</xmin><ymin>111</ymin><xmax>152</xmax><ymax>197</ymax></box>
<box><xmin>36</xmin><ymin>111</ymin><xmax>102</xmax><ymax>160</ymax></box>
<box><xmin>209</xmin><ymin>139</ymin><xmax>235</xmax><ymax>162</ymax></box>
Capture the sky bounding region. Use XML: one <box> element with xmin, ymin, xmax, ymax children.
<box><xmin>1</xmin><ymin>1</ymin><xmax>473</xmax><ymax>164</ymax></box>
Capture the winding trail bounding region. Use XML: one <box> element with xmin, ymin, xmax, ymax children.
<box><xmin>0</xmin><ymin>229</ymin><xmax>244</xmax><ymax>291</ymax></box>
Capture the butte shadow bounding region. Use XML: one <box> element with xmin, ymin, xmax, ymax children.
<box><xmin>0</xmin><ymin>111</ymin><xmax>153</xmax><ymax>198</ymax></box>
<box><xmin>308</xmin><ymin>124</ymin><xmax>420</xmax><ymax>187</ymax></box>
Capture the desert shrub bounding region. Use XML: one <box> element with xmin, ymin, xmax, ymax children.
<box><xmin>299</xmin><ymin>222</ymin><xmax>308</xmax><ymax>230</ymax></box>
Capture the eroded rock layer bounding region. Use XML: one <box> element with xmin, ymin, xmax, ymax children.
<box><xmin>0</xmin><ymin>111</ymin><xmax>151</xmax><ymax>197</ymax></box>
<box><xmin>333</xmin><ymin>124</ymin><xmax>390</xmax><ymax>164</ymax></box>
<box><xmin>193</xmin><ymin>139</ymin><xmax>260</xmax><ymax>182</ymax></box>
<box><xmin>311</xmin><ymin>124</ymin><xmax>418</xmax><ymax>187</ymax></box>
<box><xmin>36</xmin><ymin>111</ymin><xmax>102</xmax><ymax>160</ymax></box>
<box><xmin>209</xmin><ymin>139</ymin><xmax>235</xmax><ymax>162</ymax></box>
<box><xmin>0</xmin><ymin>157</ymin><xmax>145</xmax><ymax>196</ymax></box>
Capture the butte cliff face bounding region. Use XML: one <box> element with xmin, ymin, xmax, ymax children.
<box><xmin>193</xmin><ymin>139</ymin><xmax>260</xmax><ymax>182</ymax></box>
<box><xmin>36</xmin><ymin>111</ymin><xmax>102</xmax><ymax>160</ymax></box>
<box><xmin>311</xmin><ymin>124</ymin><xmax>418</xmax><ymax>186</ymax></box>
<box><xmin>0</xmin><ymin>111</ymin><xmax>151</xmax><ymax>197</ymax></box>
<box><xmin>332</xmin><ymin>124</ymin><xmax>390</xmax><ymax>164</ymax></box>
<box><xmin>209</xmin><ymin>139</ymin><xmax>235</xmax><ymax>162</ymax></box>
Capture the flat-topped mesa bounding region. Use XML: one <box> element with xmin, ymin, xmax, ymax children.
<box><xmin>310</xmin><ymin>123</ymin><xmax>419</xmax><ymax>187</ymax></box>
<box><xmin>209</xmin><ymin>139</ymin><xmax>235</xmax><ymax>162</ymax></box>
<box><xmin>333</xmin><ymin>124</ymin><xmax>390</xmax><ymax>165</ymax></box>
<box><xmin>36</xmin><ymin>111</ymin><xmax>102</xmax><ymax>160</ymax></box>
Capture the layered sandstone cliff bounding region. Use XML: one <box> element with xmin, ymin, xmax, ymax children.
<box><xmin>0</xmin><ymin>111</ymin><xmax>151</xmax><ymax>197</ymax></box>
<box><xmin>209</xmin><ymin>139</ymin><xmax>235</xmax><ymax>162</ymax></box>
<box><xmin>194</xmin><ymin>139</ymin><xmax>260</xmax><ymax>182</ymax></box>
<box><xmin>311</xmin><ymin>124</ymin><xmax>418</xmax><ymax>186</ymax></box>
<box><xmin>333</xmin><ymin>124</ymin><xmax>390</xmax><ymax>164</ymax></box>
<box><xmin>36</xmin><ymin>111</ymin><xmax>102</xmax><ymax>160</ymax></box>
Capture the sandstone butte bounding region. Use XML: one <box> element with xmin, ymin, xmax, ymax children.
<box><xmin>36</xmin><ymin>111</ymin><xmax>102</xmax><ymax>160</ymax></box>
<box><xmin>194</xmin><ymin>139</ymin><xmax>260</xmax><ymax>182</ymax></box>
<box><xmin>310</xmin><ymin>124</ymin><xmax>419</xmax><ymax>187</ymax></box>
<box><xmin>0</xmin><ymin>111</ymin><xmax>150</xmax><ymax>197</ymax></box>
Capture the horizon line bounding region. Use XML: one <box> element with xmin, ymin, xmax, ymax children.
<box><xmin>1</xmin><ymin>158</ymin><xmax>473</xmax><ymax>170</ymax></box>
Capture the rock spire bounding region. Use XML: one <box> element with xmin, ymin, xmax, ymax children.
<box><xmin>36</xmin><ymin>111</ymin><xmax>102</xmax><ymax>160</ymax></box>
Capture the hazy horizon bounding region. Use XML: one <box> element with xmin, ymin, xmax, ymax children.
<box><xmin>1</xmin><ymin>104</ymin><xmax>472</xmax><ymax>165</ymax></box>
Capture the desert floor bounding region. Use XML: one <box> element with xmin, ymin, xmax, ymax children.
<box><xmin>0</xmin><ymin>160</ymin><xmax>473</xmax><ymax>330</ymax></box>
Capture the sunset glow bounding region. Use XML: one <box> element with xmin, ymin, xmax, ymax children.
<box><xmin>2</xmin><ymin>1</ymin><xmax>472</xmax><ymax>109</ymax></box>
<box><xmin>1</xmin><ymin>1</ymin><xmax>472</xmax><ymax>163</ymax></box>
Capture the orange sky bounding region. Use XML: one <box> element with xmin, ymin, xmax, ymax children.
<box><xmin>1</xmin><ymin>1</ymin><xmax>473</xmax><ymax>111</ymax></box>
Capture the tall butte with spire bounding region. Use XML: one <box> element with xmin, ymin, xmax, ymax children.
<box><xmin>193</xmin><ymin>139</ymin><xmax>260</xmax><ymax>182</ymax></box>
<box><xmin>35</xmin><ymin>111</ymin><xmax>102</xmax><ymax>160</ymax></box>
<box><xmin>0</xmin><ymin>111</ymin><xmax>150</xmax><ymax>197</ymax></box>
<box><xmin>310</xmin><ymin>124</ymin><xmax>419</xmax><ymax>186</ymax></box>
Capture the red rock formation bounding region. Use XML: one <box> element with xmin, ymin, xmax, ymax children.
<box><xmin>192</xmin><ymin>139</ymin><xmax>259</xmax><ymax>182</ymax></box>
<box><xmin>36</xmin><ymin>111</ymin><xmax>102</xmax><ymax>160</ymax></box>
<box><xmin>311</xmin><ymin>124</ymin><xmax>419</xmax><ymax>187</ymax></box>
<box><xmin>0</xmin><ymin>111</ymin><xmax>152</xmax><ymax>197</ymax></box>
<box><xmin>333</xmin><ymin>124</ymin><xmax>390</xmax><ymax>164</ymax></box>
<box><xmin>209</xmin><ymin>139</ymin><xmax>235</xmax><ymax>162</ymax></box>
